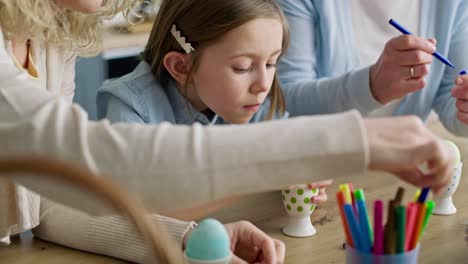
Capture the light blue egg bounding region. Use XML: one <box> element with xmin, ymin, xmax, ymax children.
<box><xmin>185</xmin><ymin>218</ymin><xmax>230</xmax><ymax>261</ymax></box>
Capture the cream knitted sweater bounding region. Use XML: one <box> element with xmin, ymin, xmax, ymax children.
<box><xmin>0</xmin><ymin>31</ymin><xmax>194</xmax><ymax>263</ymax></box>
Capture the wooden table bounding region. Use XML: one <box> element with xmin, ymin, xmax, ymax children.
<box><xmin>1</xmin><ymin>120</ymin><xmax>467</xmax><ymax>263</ymax></box>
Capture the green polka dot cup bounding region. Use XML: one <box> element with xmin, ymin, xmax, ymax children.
<box><xmin>281</xmin><ymin>184</ymin><xmax>319</xmax><ymax>237</ymax></box>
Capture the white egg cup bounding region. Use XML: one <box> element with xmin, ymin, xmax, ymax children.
<box><xmin>433</xmin><ymin>163</ymin><xmax>462</xmax><ymax>215</ymax></box>
<box><xmin>281</xmin><ymin>184</ymin><xmax>318</xmax><ymax>237</ymax></box>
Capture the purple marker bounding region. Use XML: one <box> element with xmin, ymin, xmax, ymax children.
<box><xmin>373</xmin><ymin>200</ymin><xmax>384</xmax><ymax>254</ymax></box>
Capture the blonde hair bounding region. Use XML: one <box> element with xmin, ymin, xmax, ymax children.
<box><xmin>0</xmin><ymin>0</ymin><xmax>142</xmax><ymax>55</ymax></box>
<box><xmin>143</xmin><ymin>0</ymin><xmax>288</xmax><ymax>121</ymax></box>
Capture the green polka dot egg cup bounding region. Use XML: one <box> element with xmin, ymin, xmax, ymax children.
<box><xmin>281</xmin><ymin>184</ymin><xmax>319</xmax><ymax>237</ymax></box>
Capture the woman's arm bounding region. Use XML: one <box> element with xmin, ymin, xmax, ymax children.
<box><xmin>277</xmin><ymin>0</ymin><xmax>382</xmax><ymax>116</ymax></box>
<box><xmin>1</xmin><ymin>91</ymin><xmax>367</xmax><ymax>214</ymax></box>
<box><xmin>432</xmin><ymin>0</ymin><xmax>468</xmax><ymax>137</ymax></box>
<box><xmin>1</xmin><ymin>43</ymin><xmax>368</xmax><ymax>213</ymax></box>
<box><xmin>0</xmin><ymin>27</ymin><xmax>452</xmax><ymax>215</ymax></box>
<box><xmin>34</xmin><ymin>200</ymin><xmax>195</xmax><ymax>264</ymax></box>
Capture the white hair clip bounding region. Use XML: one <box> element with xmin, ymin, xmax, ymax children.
<box><xmin>170</xmin><ymin>24</ymin><xmax>195</xmax><ymax>54</ymax></box>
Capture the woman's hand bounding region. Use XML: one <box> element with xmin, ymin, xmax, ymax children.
<box><xmin>225</xmin><ymin>221</ymin><xmax>285</xmax><ymax>264</ymax></box>
<box><xmin>451</xmin><ymin>74</ymin><xmax>468</xmax><ymax>124</ymax></box>
<box><xmin>370</xmin><ymin>36</ymin><xmax>436</xmax><ymax>104</ymax></box>
<box><xmin>364</xmin><ymin>116</ymin><xmax>454</xmax><ymax>195</ymax></box>
<box><xmin>184</xmin><ymin>221</ymin><xmax>285</xmax><ymax>264</ymax></box>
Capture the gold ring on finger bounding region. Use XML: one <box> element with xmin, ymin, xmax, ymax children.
<box><xmin>410</xmin><ymin>66</ymin><xmax>415</xmax><ymax>78</ymax></box>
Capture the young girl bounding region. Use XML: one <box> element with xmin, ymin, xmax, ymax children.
<box><xmin>98</xmin><ymin>0</ymin><xmax>287</xmax><ymax>125</ymax></box>
<box><xmin>97</xmin><ymin>0</ymin><xmax>336</xmax><ymax>203</ymax></box>
<box><xmin>0</xmin><ymin>0</ymin><xmax>453</xmax><ymax>263</ymax></box>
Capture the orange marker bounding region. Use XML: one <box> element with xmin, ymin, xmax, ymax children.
<box><xmin>410</xmin><ymin>203</ymin><xmax>427</xmax><ymax>250</ymax></box>
<box><xmin>336</xmin><ymin>191</ymin><xmax>353</xmax><ymax>247</ymax></box>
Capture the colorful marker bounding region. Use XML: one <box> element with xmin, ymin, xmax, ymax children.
<box><xmin>420</xmin><ymin>200</ymin><xmax>436</xmax><ymax>238</ymax></box>
<box><xmin>355</xmin><ymin>189</ymin><xmax>372</xmax><ymax>253</ymax></box>
<box><xmin>339</xmin><ymin>184</ymin><xmax>352</xmax><ymax>205</ymax></box>
<box><xmin>384</xmin><ymin>200</ymin><xmax>397</xmax><ymax>254</ymax></box>
<box><xmin>417</xmin><ymin>188</ymin><xmax>430</xmax><ymax>203</ymax></box>
<box><xmin>336</xmin><ymin>191</ymin><xmax>354</xmax><ymax>247</ymax></box>
<box><xmin>373</xmin><ymin>200</ymin><xmax>384</xmax><ymax>254</ymax></box>
<box><xmin>413</xmin><ymin>189</ymin><xmax>421</xmax><ymax>202</ymax></box>
<box><xmin>395</xmin><ymin>205</ymin><xmax>406</xmax><ymax>253</ymax></box>
<box><xmin>389</xmin><ymin>19</ymin><xmax>455</xmax><ymax>68</ymax></box>
<box><xmin>344</xmin><ymin>204</ymin><xmax>362</xmax><ymax>250</ymax></box>
<box><xmin>394</xmin><ymin>187</ymin><xmax>405</xmax><ymax>205</ymax></box>
<box><xmin>405</xmin><ymin>202</ymin><xmax>418</xmax><ymax>251</ymax></box>
<box><xmin>410</xmin><ymin>202</ymin><xmax>427</xmax><ymax>249</ymax></box>
<box><xmin>348</xmin><ymin>183</ymin><xmax>358</xmax><ymax>215</ymax></box>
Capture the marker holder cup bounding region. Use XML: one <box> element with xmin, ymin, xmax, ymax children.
<box><xmin>345</xmin><ymin>244</ymin><xmax>420</xmax><ymax>264</ymax></box>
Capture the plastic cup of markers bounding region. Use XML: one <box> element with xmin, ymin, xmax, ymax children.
<box><xmin>345</xmin><ymin>244</ymin><xmax>420</xmax><ymax>264</ymax></box>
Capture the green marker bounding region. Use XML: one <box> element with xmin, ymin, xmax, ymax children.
<box><xmin>421</xmin><ymin>200</ymin><xmax>436</xmax><ymax>236</ymax></box>
<box><xmin>395</xmin><ymin>205</ymin><xmax>406</xmax><ymax>253</ymax></box>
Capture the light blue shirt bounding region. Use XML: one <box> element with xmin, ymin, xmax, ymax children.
<box><xmin>97</xmin><ymin>61</ymin><xmax>283</xmax><ymax>125</ymax></box>
<box><xmin>277</xmin><ymin>0</ymin><xmax>468</xmax><ymax>136</ymax></box>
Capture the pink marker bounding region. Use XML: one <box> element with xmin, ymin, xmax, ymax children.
<box><xmin>405</xmin><ymin>202</ymin><xmax>418</xmax><ymax>251</ymax></box>
<box><xmin>373</xmin><ymin>200</ymin><xmax>384</xmax><ymax>254</ymax></box>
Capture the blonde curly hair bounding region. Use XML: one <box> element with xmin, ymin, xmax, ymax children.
<box><xmin>0</xmin><ymin>0</ymin><xmax>143</xmax><ymax>55</ymax></box>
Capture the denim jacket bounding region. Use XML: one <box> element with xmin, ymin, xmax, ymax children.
<box><xmin>97</xmin><ymin>61</ymin><xmax>284</xmax><ymax>125</ymax></box>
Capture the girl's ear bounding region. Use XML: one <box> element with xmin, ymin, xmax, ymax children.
<box><xmin>163</xmin><ymin>51</ymin><xmax>191</xmax><ymax>85</ymax></box>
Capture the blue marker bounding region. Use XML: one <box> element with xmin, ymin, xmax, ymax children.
<box><xmin>417</xmin><ymin>187</ymin><xmax>430</xmax><ymax>203</ymax></box>
<box><xmin>355</xmin><ymin>190</ymin><xmax>372</xmax><ymax>253</ymax></box>
<box><xmin>344</xmin><ymin>204</ymin><xmax>362</xmax><ymax>251</ymax></box>
<box><xmin>460</xmin><ymin>70</ymin><xmax>467</xmax><ymax>75</ymax></box>
<box><xmin>389</xmin><ymin>19</ymin><xmax>454</xmax><ymax>68</ymax></box>
<box><xmin>356</xmin><ymin>200</ymin><xmax>372</xmax><ymax>253</ymax></box>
